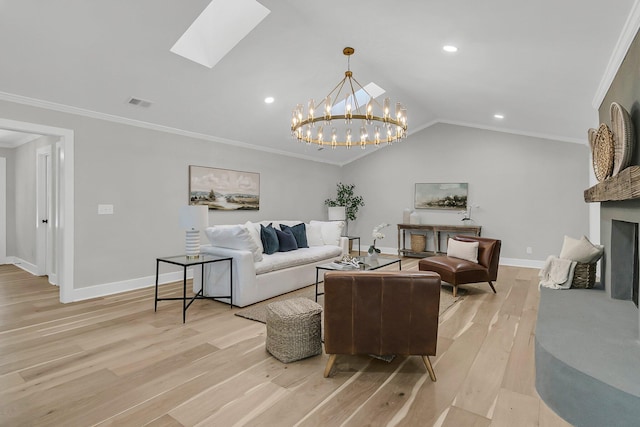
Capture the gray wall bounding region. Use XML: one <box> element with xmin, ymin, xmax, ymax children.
<box><xmin>598</xmin><ymin>28</ymin><xmax>640</xmax><ymax>297</ymax></box>
<box><xmin>0</xmin><ymin>99</ymin><xmax>341</xmax><ymax>289</ymax></box>
<box><xmin>0</xmin><ymin>98</ymin><xmax>591</xmax><ymax>292</ymax></box>
<box><xmin>342</xmin><ymin>123</ymin><xmax>591</xmax><ymax>261</ymax></box>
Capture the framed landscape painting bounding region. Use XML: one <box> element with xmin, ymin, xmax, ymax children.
<box><xmin>189</xmin><ymin>165</ymin><xmax>260</xmax><ymax>210</ymax></box>
<box><xmin>414</xmin><ymin>183</ymin><xmax>468</xmax><ymax>210</ymax></box>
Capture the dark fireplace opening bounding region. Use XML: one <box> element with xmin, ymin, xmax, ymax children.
<box><xmin>611</xmin><ymin>220</ymin><xmax>639</xmax><ymax>307</ymax></box>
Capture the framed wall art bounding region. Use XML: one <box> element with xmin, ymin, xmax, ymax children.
<box><xmin>189</xmin><ymin>165</ymin><xmax>260</xmax><ymax>210</ymax></box>
<box><xmin>414</xmin><ymin>182</ymin><xmax>468</xmax><ymax>210</ymax></box>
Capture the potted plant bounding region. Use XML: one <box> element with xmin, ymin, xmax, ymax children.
<box><xmin>324</xmin><ymin>182</ymin><xmax>364</xmax><ymax>236</ymax></box>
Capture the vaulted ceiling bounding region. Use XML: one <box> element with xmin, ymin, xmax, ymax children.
<box><xmin>0</xmin><ymin>0</ymin><xmax>636</xmax><ymax>164</ymax></box>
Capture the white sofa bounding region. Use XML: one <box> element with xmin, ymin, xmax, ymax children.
<box><xmin>194</xmin><ymin>220</ymin><xmax>348</xmax><ymax>307</ymax></box>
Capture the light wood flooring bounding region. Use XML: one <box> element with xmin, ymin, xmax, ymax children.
<box><xmin>0</xmin><ymin>259</ymin><xmax>573</xmax><ymax>426</ymax></box>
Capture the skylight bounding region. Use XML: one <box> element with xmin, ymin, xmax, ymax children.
<box><xmin>331</xmin><ymin>82</ymin><xmax>386</xmax><ymax>115</ymax></box>
<box><xmin>170</xmin><ymin>0</ymin><xmax>270</xmax><ymax>68</ymax></box>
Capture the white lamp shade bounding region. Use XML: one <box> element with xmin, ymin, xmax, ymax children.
<box><xmin>179</xmin><ymin>205</ymin><xmax>209</xmax><ymax>230</ymax></box>
<box><xmin>328</xmin><ymin>206</ymin><xmax>346</xmax><ymax>221</ymax></box>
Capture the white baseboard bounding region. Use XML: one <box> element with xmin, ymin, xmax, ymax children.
<box><xmin>378</xmin><ymin>247</ymin><xmax>545</xmax><ymax>270</ymax></box>
<box><xmin>9</xmin><ymin>256</ymin><xmax>39</xmax><ymax>275</ymax></box>
<box><xmin>7</xmin><ymin>251</ymin><xmax>543</xmax><ymax>302</ymax></box>
<box><xmin>71</xmin><ymin>270</ymin><xmax>194</xmax><ymax>302</ymax></box>
<box><xmin>499</xmin><ymin>257</ymin><xmax>545</xmax><ymax>269</ymax></box>
<box><xmin>8</xmin><ymin>256</ymin><xmax>195</xmax><ymax>302</ymax></box>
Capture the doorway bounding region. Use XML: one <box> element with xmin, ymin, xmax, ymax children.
<box><xmin>36</xmin><ymin>145</ymin><xmax>54</xmax><ymax>282</ymax></box>
<box><xmin>0</xmin><ymin>118</ymin><xmax>74</xmax><ymax>302</ymax></box>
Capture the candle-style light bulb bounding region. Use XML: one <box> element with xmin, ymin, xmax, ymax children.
<box><xmin>345</xmin><ymin>94</ymin><xmax>352</xmax><ymax>124</ymax></box>
<box><xmin>308</xmin><ymin>99</ymin><xmax>315</xmax><ymax>122</ymax></box>
<box><xmin>317</xmin><ymin>126</ymin><xmax>323</xmax><ymax>145</ymax></box>
<box><xmin>324</xmin><ymin>96</ymin><xmax>332</xmax><ymax>121</ymax></box>
<box><xmin>366</xmin><ymin>97</ymin><xmax>374</xmax><ymax>123</ymax></box>
<box><xmin>296</xmin><ymin>104</ymin><xmax>303</xmax><ymax>122</ymax></box>
<box><xmin>383</xmin><ymin>98</ymin><xmax>390</xmax><ymax>120</ymax></box>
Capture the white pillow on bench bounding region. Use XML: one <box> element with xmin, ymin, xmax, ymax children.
<box><xmin>205</xmin><ymin>225</ymin><xmax>262</xmax><ymax>262</ymax></box>
<box><xmin>447</xmin><ymin>238</ymin><xmax>479</xmax><ymax>263</ymax></box>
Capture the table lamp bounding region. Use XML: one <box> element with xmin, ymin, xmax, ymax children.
<box><xmin>179</xmin><ymin>205</ymin><xmax>208</xmax><ymax>258</ymax></box>
<box><xmin>328</xmin><ymin>206</ymin><xmax>347</xmax><ymax>236</ymax></box>
<box><xmin>327</xmin><ymin>206</ymin><xmax>346</xmax><ymax>221</ymax></box>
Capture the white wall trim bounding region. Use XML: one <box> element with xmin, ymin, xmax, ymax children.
<box><xmin>0</xmin><ymin>91</ymin><xmax>588</xmax><ymax>169</ymax></box>
<box><xmin>9</xmin><ymin>256</ymin><xmax>39</xmax><ymax>275</ymax></box>
<box><xmin>0</xmin><ymin>118</ymin><xmax>74</xmax><ymax>303</ymax></box>
<box><xmin>592</xmin><ymin>0</ymin><xmax>640</xmax><ymax>109</ymax></box>
<box><xmin>0</xmin><ymin>91</ymin><xmax>339</xmax><ymax>166</ymax></box>
<box><xmin>437</xmin><ymin>119</ymin><xmax>585</xmax><ymax>145</ymax></box>
<box><xmin>70</xmin><ymin>270</ymin><xmax>193</xmax><ymax>302</ymax></box>
<box><xmin>377</xmin><ymin>246</ymin><xmax>545</xmax><ymax>270</ymax></box>
<box><xmin>499</xmin><ymin>257</ymin><xmax>545</xmax><ymax>269</ymax></box>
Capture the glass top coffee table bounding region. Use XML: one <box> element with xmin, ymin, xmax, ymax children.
<box><xmin>315</xmin><ymin>256</ymin><xmax>402</xmax><ymax>301</ymax></box>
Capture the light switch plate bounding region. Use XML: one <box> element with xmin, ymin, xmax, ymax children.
<box><xmin>98</xmin><ymin>204</ymin><xmax>114</xmax><ymax>215</ymax></box>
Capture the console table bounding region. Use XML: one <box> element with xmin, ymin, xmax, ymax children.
<box><xmin>397</xmin><ymin>223</ymin><xmax>482</xmax><ymax>258</ymax></box>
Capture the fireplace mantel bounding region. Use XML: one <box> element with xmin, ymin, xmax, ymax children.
<box><xmin>584</xmin><ymin>166</ymin><xmax>640</xmax><ymax>202</ymax></box>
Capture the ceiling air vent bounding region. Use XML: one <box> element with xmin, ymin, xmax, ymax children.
<box><xmin>127</xmin><ymin>97</ymin><xmax>152</xmax><ymax>108</ymax></box>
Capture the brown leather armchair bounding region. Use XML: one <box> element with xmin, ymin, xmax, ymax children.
<box><xmin>323</xmin><ymin>271</ymin><xmax>441</xmax><ymax>381</ymax></box>
<box><xmin>418</xmin><ymin>235</ymin><xmax>501</xmax><ymax>297</ymax></box>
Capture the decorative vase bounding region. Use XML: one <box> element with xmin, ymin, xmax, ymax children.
<box><xmin>409</xmin><ymin>211</ymin><xmax>420</xmax><ymax>224</ymax></box>
<box><xmin>403</xmin><ymin>208</ymin><xmax>412</xmax><ymax>224</ymax></box>
<box><xmin>369</xmin><ymin>251</ymin><xmax>378</xmax><ymax>260</ymax></box>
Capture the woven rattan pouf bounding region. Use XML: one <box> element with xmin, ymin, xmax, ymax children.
<box><xmin>265</xmin><ymin>297</ymin><xmax>322</xmax><ymax>363</ymax></box>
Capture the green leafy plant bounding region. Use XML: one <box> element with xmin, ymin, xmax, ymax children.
<box><xmin>324</xmin><ymin>182</ymin><xmax>365</xmax><ymax>222</ymax></box>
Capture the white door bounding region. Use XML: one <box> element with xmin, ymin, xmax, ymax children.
<box><xmin>36</xmin><ymin>145</ymin><xmax>53</xmax><ymax>280</ymax></box>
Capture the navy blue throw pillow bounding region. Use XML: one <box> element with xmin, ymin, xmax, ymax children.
<box><xmin>276</xmin><ymin>228</ymin><xmax>298</xmax><ymax>252</ymax></box>
<box><xmin>280</xmin><ymin>223</ymin><xmax>308</xmax><ymax>248</ymax></box>
<box><xmin>260</xmin><ymin>223</ymin><xmax>279</xmax><ymax>255</ymax></box>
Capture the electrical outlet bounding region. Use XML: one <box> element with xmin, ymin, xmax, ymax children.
<box><xmin>526</xmin><ymin>246</ymin><xmax>533</xmax><ymax>254</ymax></box>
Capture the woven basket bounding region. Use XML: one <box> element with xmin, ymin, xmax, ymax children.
<box><xmin>572</xmin><ymin>262</ymin><xmax>596</xmax><ymax>288</ymax></box>
<box><xmin>265</xmin><ymin>297</ymin><xmax>322</xmax><ymax>363</ymax></box>
<box><xmin>410</xmin><ymin>233</ymin><xmax>426</xmax><ymax>252</ymax></box>
<box><xmin>592</xmin><ymin>123</ymin><xmax>614</xmax><ymax>181</ymax></box>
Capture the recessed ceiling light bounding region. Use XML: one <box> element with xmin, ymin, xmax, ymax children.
<box><xmin>264</xmin><ymin>96</ymin><xmax>274</xmax><ymax>104</ymax></box>
<box><xmin>494</xmin><ymin>114</ymin><xmax>505</xmax><ymax>119</ymax></box>
<box><xmin>442</xmin><ymin>45</ymin><xmax>458</xmax><ymax>53</ymax></box>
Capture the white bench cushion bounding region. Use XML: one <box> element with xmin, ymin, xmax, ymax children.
<box><xmin>255</xmin><ymin>245</ymin><xmax>342</xmax><ymax>275</ymax></box>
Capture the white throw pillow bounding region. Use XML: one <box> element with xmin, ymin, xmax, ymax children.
<box><xmin>310</xmin><ymin>220</ymin><xmax>344</xmax><ymax>246</ymax></box>
<box><xmin>205</xmin><ymin>225</ymin><xmax>263</xmax><ymax>262</ymax></box>
<box><xmin>243</xmin><ymin>221</ymin><xmax>264</xmax><ymax>254</ymax></box>
<box><xmin>559</xmin><ymin>235</ymin><xmax>603</xmax><ymax>263</ymax></box>
<box><xmin>447</xmin><ymin>238</ymin><xmax>479</xmax><ymax>263</ymax></box>
<box><xmin>306</xmin><ymin>222</ymin><xmax>324</xmax><ymax>247</ymax></box>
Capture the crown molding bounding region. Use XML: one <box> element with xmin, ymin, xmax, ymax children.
<box><xmin>436</xmin><ymin>119</ymin><xmax>586</xmax><ymax>145</ymax></box>
<box><xmin>592</xmin><ymin>0</ymin><xmax>640</xmax><ymax>109</ymax></box>
<box><xmin>0</xmin><ymin>91</ymin><xmax>342</xmax><ymax>166</ymax></box>
<box><xmin>0</xmin><ymin>90</ymin><xmax>586</xmax><ymax>169</ymax></box>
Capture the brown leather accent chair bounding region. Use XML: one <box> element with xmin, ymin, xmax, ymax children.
<box><xmin>323</xmin><ymin>271</ymin><xmax>441</xmax><ymax>381</ymax></box>
<box><xmin>418</xmin><ymin>235</ymin><xmax>501</xmax><ymax>297</ymax></box>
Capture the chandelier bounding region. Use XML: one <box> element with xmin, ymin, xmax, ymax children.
<box><xmin>291</xmin><ymin>47</ymin><xmax>407</xmax><ymax>149</ymax></box>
